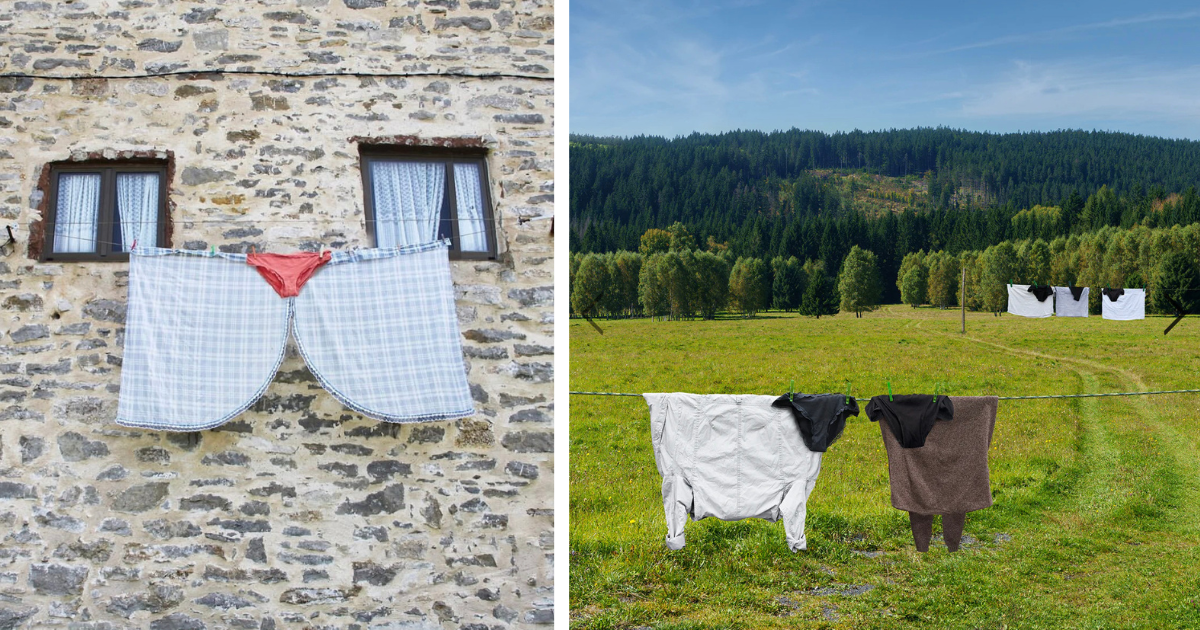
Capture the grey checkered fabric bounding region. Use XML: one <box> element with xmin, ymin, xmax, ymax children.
<box><xmin>117</xmin><ymin>247</ymin><xmax>291</xmax><ymax>431</ymax></box>
<box><xmin>294</xmin><ymin>241</ymin><xmax>475</xmax><ymax>423</ymax></box>
<box><xmin>116</xmin><ymin>241</ymin><xmax>473</xmax><ymax>431</ymax></box>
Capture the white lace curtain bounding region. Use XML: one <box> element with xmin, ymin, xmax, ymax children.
<box><xmin>453</xmin><ymin>163</ymin><xmax>488</xmax><ymax>252</ymax></box>
<box><xmin>52</xmin><ymin>173</ymin><xmax>102</xmax><ymax>253</ymax></box>
<box><xmin>116</xmin><ymin>173</ymin><xmax>160</xmax><ymax>251</ymax></box>
<box><xmin>52</xmin><ymin>172</ymin><xmax>159</xmax><ymax>254</ymax></box>
<box><xmin>371</xmin><ymin>161</ymin><xmax>445</xmax><ymax>248</ymax></box>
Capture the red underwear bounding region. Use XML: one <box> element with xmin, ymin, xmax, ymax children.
<box><xmin>246</xmin><ymin>251</ymin><xmax>332</xmax><ymax>298</ymax></box>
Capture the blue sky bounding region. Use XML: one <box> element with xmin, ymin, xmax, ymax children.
<box><xmin>570</xmin><ymin>1</ymin><xmax>1200</xmax><ymax>139</ymax></box>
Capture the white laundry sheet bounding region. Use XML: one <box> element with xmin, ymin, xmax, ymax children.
<box><xmin>1101</xmin><ymin>288</ymin><xmax>1145</xmax><ymax>320</ymax></box>
<box><xmin>1006</xmin><ymin>284</ymin><xmax>1054</xmax><ymax>318</ymax></box>
<box><xmin>1053</xmin><ymin>286</ymin><xmax>1089</xmax><ymax>317</ymax></box>
<box><xmin>643</xmin><ymin>393</ymin><xmax>823</xmax><ymax>552</ymax></box>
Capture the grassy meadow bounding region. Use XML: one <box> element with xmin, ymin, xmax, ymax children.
<box><xmin>569</xmin><ymin>306</ymin><xmax>1200</xmax><ymax>629</ymax></box>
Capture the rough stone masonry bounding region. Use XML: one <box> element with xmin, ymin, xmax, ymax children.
<box><xmin>0</xmin><ymin>1</ymin><xmax>554</xmax><ymax>628</ymax></box>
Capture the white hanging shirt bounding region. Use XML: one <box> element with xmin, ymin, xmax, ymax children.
<box><xmin>643</xmin><ymin>393</ymin><xmax>823</xmax><ymax>552</ymax></box>
<box><xmin>1053</xmin><ymin>286</ymin><xmax>1089</xmax><ymax>318</ymax></box>
<box><xmin>1101</xmin><ymin>288</ymin><xmax>1145</xmax><ymax>321</ymax></box>
<box><xmin>1006</xmin><ymin>284</ymin><xmax>1054</xmax><ymax>318</ymax></box>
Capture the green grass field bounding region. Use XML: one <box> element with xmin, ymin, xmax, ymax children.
<box><xmin>570</xmin><ymin>306</ymin><xmax>1200</xmax><ymax>629</ymax></box>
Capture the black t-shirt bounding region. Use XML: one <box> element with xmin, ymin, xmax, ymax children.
<box><xmin>1028</xmin><ymin>285</ymin><xmax>1054</xmax><ymax>302</ymax></box>
<box><xmin>865</xmin><ymin>394</ymin><xmax>954</xmax><ymax>448</ymax></box>
<box><xmin>772</xmin><ymin>393</ymin><xmax>860</xmax><ymax>452</ymax></box>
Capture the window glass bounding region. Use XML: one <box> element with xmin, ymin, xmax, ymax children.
<box><xmin>52</xmin><ymin>172</ymin><xmax>102</xmax><ymax>253</ymax></box>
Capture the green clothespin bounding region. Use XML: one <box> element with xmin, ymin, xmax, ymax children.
<box><xmin>887</xmin><ymin>381</ymin><xmax>893</xmax><ymax>402</ymax></box>
<box><xmin>845</xmin><ymin>381</ymin><xmax>852</xmax><ymax>405</ymax></box>
<box><xmin>789</xmin><ymin>379</ymin><xmax>794</xmax><ymax>402</ymax></box>
<box><xmin>210</xmin><ymin>245</ymin><xmax>215</xmax><ymax>256</ymax></box>
<box><xmin>935</xmin><ymin>382</ymin><xmax>940</xmax><ymax>397</ymax></box>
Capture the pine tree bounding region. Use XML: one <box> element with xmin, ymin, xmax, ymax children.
<box><xmin>773</xmin><ymin>256</ymin><xmax>804</xmax><ymax>311</ymax></box>
<box><xmin>1152</xmin><ymin>250</ymin><xmax>1200</xmax><ymax>314</ymax></box>
<box><xmin>800</xmin><ymin>270</ymin><xmax>839</xmax><ymax>318</ymax></box>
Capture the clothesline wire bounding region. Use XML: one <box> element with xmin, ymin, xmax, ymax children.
<box><xmin>569</xmin><ymin>388</ymin><xmax>1200</xmax><ymax>401</ymax></box>
<box><xmin>46</xmin><ymin>217</ymin><xmax>513</xmax><ymax>224</ymax></box>
<box><xmin>43</xmin><ymin>227</ymin><xmax>495</xmax><ymax>251</ymax></box>
<box><xmin>0</xmin><ymin>68</ymin><xmax>553</xmax><ymax>82</ymax></box>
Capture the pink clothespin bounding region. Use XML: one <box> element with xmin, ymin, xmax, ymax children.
<box><xmin>131</xmin><ymin>239</ymin><xmax>137</xmax><ymax>251</ymax></box>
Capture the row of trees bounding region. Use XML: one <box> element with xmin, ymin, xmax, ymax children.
<box><xmin>572</xmin><ymin>185</ymin><xmax>1200</xmax><ymax>304</ymax></box>
<box><xmin>570</xmin><ymin>222</ymin><xmax>1200</xmax><ymax>319</ymax></box>
<box><xmin>949</xmin><ymin>223</ymin><xmax>1200</xmax><ymax>314</ymax></box>
<box><xmin>569</xmin><ymin>245</ymin><xmax>876</xmax><ymax>320</ymax></box>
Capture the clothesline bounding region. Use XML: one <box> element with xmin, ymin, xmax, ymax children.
<box><xmin>0</xmin><ymin>68</ymin><xmax>554</xmax><ymax>83</ymax></box>
<box><xmin>43</xmin><ymin>227</ymin><xmax>496</xmax><ymax>251</ymax></box>
<box><xmin>46</xmin><ymin>217</ymin><xmax>508</xmax><ymax>224</ymax></box>
<box><xmin>569</xmin><ymin>388</ymin><xmax>1200</xmax><ymax>401</ymax></box>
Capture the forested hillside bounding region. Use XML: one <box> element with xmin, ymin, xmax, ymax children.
<box><xmin>570</xmin><ymin>128</ymin><xmax>1200</xmax><ymax>302</ymax></box>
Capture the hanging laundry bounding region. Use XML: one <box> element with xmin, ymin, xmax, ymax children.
<box><xmin>1101</xmin><ymin>288</ymin><xmax>1145</xmax><ymax>321</ymax></box>
<box><xmin>247</xmin><ymin>251</ymin><xmax>332</xmax><ymax>298</ymax></box>
<box><xmin>117</xmin><ymin>240</ymin><xmax>474</xmax><ymax>432</ymax></box>
<box><xmin>644</xmin><ymin>393</ymin><xmax>823</xmax><ymax>552</ymax></box>
<box><xmin>1053</xmin><ymin>286</ymin><xmax>1089</xmax><ymax>318</ymax></box>
<box><xmin>1028</xmin><ymin>284</ymin><xmax>1054</xmax><ymax>302</ymax></box>
<box><xmin>1006</xmin><ymin>284</ymin><xmax>1054</xmax><ymax>318</ymax></box>
<box><xmin>771</xmin><ymin>393</ymin><xmax>860</xmax><ymax>452</ymax></box>
<box><xmin>865</xmin><ymin>394</ymin><xmax>953</xmax><ymax>448</ymax></box>
<box><xmin>875</xmin><ymin>396</ymin><xmax>998</xmax><ymax>552</ymax></box>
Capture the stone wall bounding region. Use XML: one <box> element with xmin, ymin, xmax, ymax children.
<box><xmin>0</xmin><ymin>1</ymin><xmax>554</xmax><ymax>628</ymax></box>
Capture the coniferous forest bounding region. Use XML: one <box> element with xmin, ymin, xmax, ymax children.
<box><xmin>569</xmin><ymin>128</ymin><xmax>1200</xmax><ymax>306</ymax></box>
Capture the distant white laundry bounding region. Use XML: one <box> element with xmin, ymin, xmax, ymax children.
<box><xmin>1101</xmin><ymin>288</ymin><xmax>1145</xmax><ymax>320</ymax></box>
<box><xmin>1053</xmin><ymin>286</ymin><xmax>1089</xmax><ymax>318</ymax></box>
<box><xmin>1006</xmin><ymin>284</ymin><xmax>1054</xmax><ymax>318</ymax></box>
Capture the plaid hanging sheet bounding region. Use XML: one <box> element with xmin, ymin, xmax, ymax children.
<box><xmin>116</xmin><ymin>240</ymin><xmax>474</xmax><ymax>431</ymax></box>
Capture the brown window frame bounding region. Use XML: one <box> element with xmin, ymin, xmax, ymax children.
<box><xmin>41</xmin><ymin>162</ymin><xmax>169</xmax><ymax>262</ymax></box>
<box><xmin>360</xmin><ymin>147</ymin><xmax>498</xmax><ymax>260</ymax></box>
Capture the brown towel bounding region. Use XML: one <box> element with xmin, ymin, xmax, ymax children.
<box><xmin>879</xmin><ymin>396</ymin><xmax>998</xmax><ymax>514</ymax></box>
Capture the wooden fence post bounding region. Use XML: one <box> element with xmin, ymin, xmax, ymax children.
<box><xmin>961</xmin><ymin>266</ymin><xmax>966</xmax><ymax>334</ymax></box>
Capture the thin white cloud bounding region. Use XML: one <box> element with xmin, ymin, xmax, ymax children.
<box><xmin>925</xmin><ymin>10</ymin><xmax>1200</xmax><ymax>55</ymax></box>
<box><xmin>958</xmin><ymin>60</ymin><xmax>1200</xmax><ymax>123</ymax></box>
<box><xmin>571</xmin><ymin>0</ymin><xmax>823</xmax><ymax>135</ymax></box>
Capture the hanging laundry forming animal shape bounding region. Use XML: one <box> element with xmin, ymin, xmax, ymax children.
<box><xmin>643</xmin><ymin>392</ymin><xmax>859</xmax><ymax>552</ymax></box>
<box><xmin>116</xmin><ymin>240</ymin><xmax>474</xmax><ymax>432</ymax></box>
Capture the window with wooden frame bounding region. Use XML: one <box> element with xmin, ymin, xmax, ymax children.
<box><xmin>42</xmin><ymin>162</ymin><xmax>168</xmax><ymax>261</ymax></box>
<box><xmin>360</xmin><ymin>148</ymin><xmax>497</xmax><ymax>259</ymax></box>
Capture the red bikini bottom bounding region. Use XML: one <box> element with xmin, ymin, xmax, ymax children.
<box><xmin>247</xmin><ymin>251</ymin><xmax>332</xmax><ymax>298</ymax></box>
